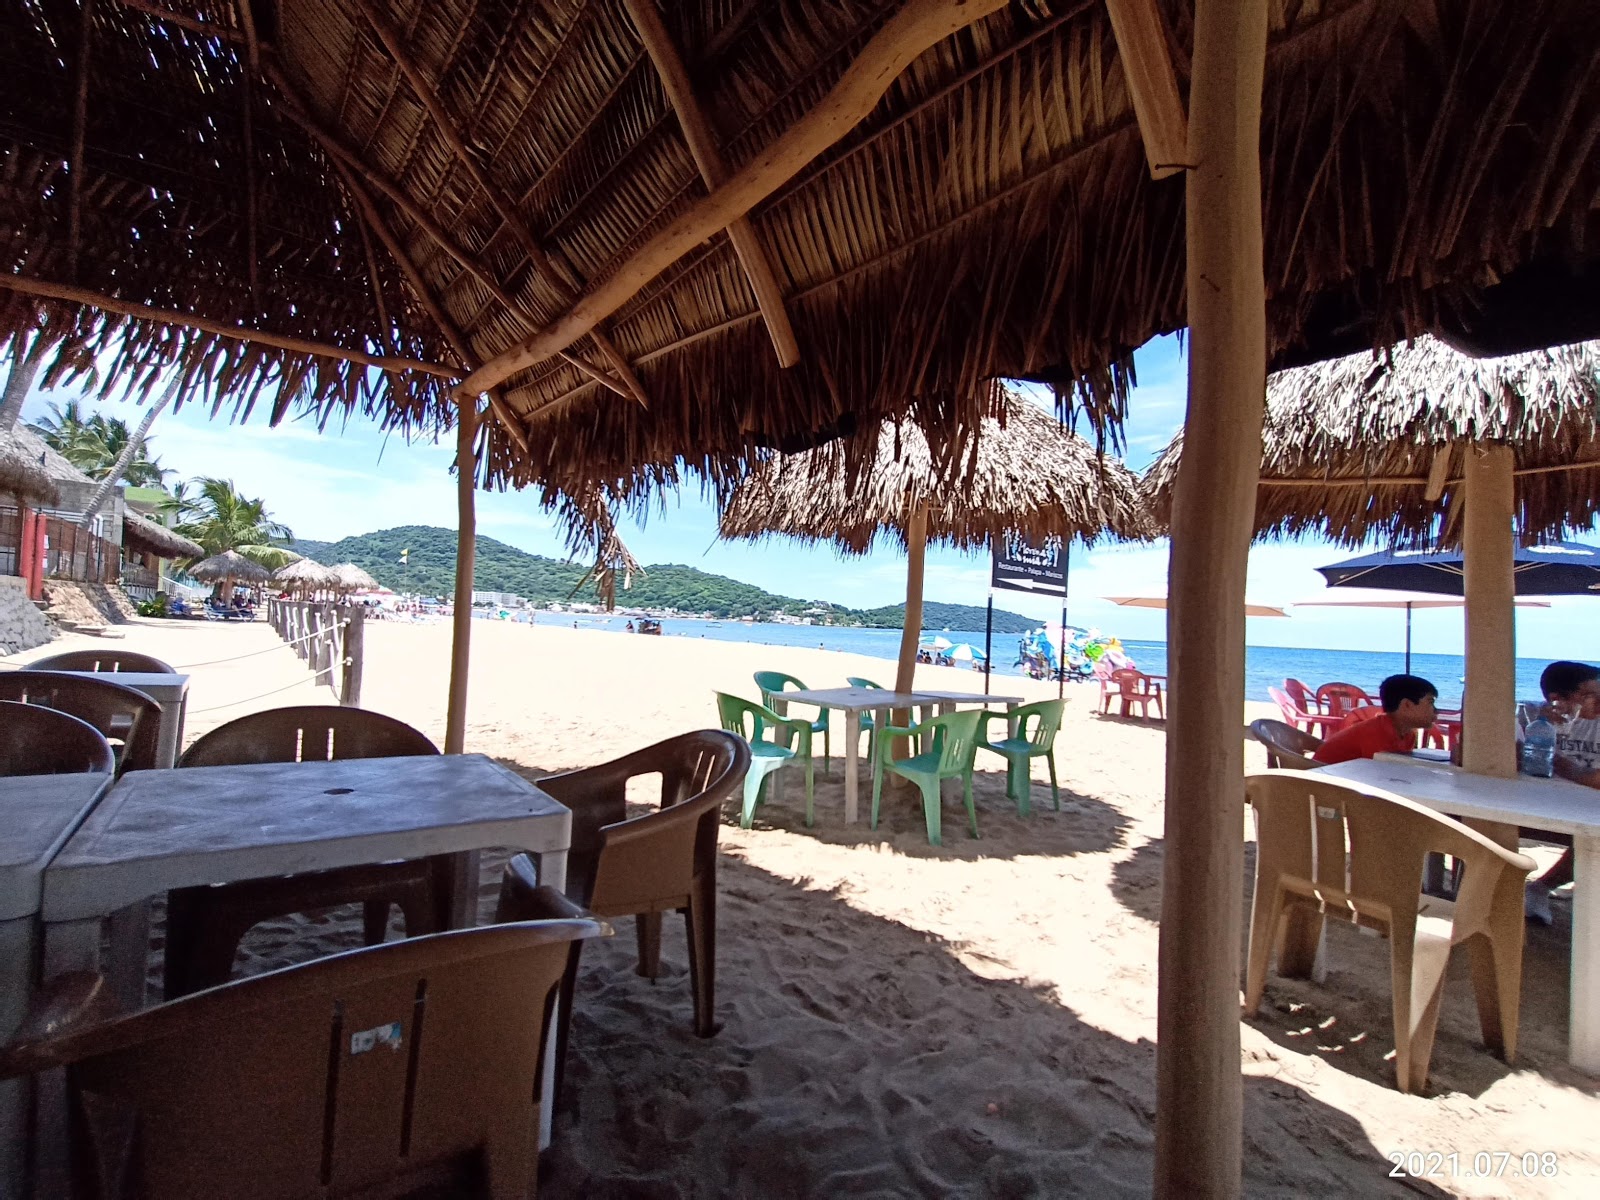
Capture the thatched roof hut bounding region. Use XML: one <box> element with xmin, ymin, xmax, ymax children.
<box><xmin>188</xmin><ymin>550</ymin><xmax>271</xmax><ymax>585</ymax></box>
<box><xmin>329</xmin><ymin>563</ymin><xmax>379</xmax><ymax>592</ymax></box>
<box><xmin>1144</xmin><ymin>336</ymin><xmax>1600</xmax><ymax>546</ymax></box>
<box><xmin>0</xmin><ymin>430</ymin><xmax>59</xmax><ymax>507</ymax></box>
<box><xmin>2</xmin><ymin>2</ymin><xmax>1596</xmax><ymax>500</ymax></box>
<box><xmin>122</xmin><ymin>511</ymin><xmax>204</xmax><ymax>560</ymax></box>
<box><xmin>273</xmin><ymin>557</ymin><xmax>336</xmax><ymax>592</ymax></box>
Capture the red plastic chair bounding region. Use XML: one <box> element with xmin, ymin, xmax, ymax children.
<box><xmin>1284</xmin><ymin>678</ymin><xmax>1319</xmax><ymax>716</ymax></box>
<box><xmin>1100</xmin><ymin>668</ymin><xmax>1164</xmax><ymax>719</ymax></box>
<box><xmin>1268</xmin><ymin>686</ymin><xmax>1341</xmax><ymax>738</ymax></box>
<box><xmin>1316</xmin><ymin>682</ymin><xmax>1374</xmax><ymax>721</ymax></box>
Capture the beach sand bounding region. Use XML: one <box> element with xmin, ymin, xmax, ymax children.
<box><xmin>16</xmin><ymin>615</ymin><xmax>1599</xmax><ymax>1196</ymax></box>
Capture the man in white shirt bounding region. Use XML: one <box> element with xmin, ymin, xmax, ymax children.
<box><xmin>1525</xmin><ymin>661</ymin><xmax>1600</xmax><ymax>924</ymax></box>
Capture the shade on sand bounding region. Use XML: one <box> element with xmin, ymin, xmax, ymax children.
<box><xmin>188</xmin><ymin>550</ymin><xmax>270</xmax><ymax>586</ymax></box>
<box><xmin>721</xmin><ymin>389</ymin><xmax>1149</xmax><ymax>693</ymax></box>
<box><xmin>1144</xmin><ymin>336</ymin><xmax>1600</xmax><ymax>546</ymax></box>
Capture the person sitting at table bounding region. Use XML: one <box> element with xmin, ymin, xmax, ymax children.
<box><xmin>1522</xmin><ymin>661</ymin><xmax>1600</xmax><ymax>924</ymax></box>
<box><xmin>1311</xmin><ymin>674</ymin><xmax>1438</xmax><ymax>766</ymax></box>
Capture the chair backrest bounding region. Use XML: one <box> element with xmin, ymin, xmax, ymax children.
<box><xmin>1316</xmin><ymin>682</ymin><xmax>1372</xmax><ymax>719</ymax></box>
<box><xmin>1339</xmin><ymin>704</ymin><xmax>1386</xmax><ymax>729</ymax></box>
<box><xmin>1110</xmin><ymin>667</ymin><xmax>1149</xmax><ymax>695</ymax></box>
<box><xmin>0</xmin><ymin>700</ymin><xmax>115</xmax><ymax>776</ymax></box>
<box><xmin>845</xmin><ymin>676</ymin><xmax>885</xmax><ymax>691</ymax></box>
<box><xmin>29</xmin><ymin>649</ymin><xmax>176</xmax><ymax>674</ymax></box>
<box><xmin>753</xmin><ymin>670</ymin><xmax>805</xmax><ymax>702</ymax></box>
<box><xmin>1248</xmin><ymin>718</ymin><xmax>1322</xmax><ymax>770</ymax></box>
<box><xmin>180</xmin><ymin>706</ymin><xmax>438</xmax><ymax>767</ymax></box>
<box><xmin>1245</xmin><ymin>771</ymin><xmax>1535</xmax><ymax>935</ymax></box>
<box><xmin>1283</xmin><ymin>678</ymin><xmax>1316</xmax><ymax>713</ymax></box>
<box><xmin>0</xmin><ymin>671</ymin><xmax>162</xmax><ymax>774</ymax></box>
<box><xmin>714</xmin><ymin>692</ymin><xmax>786</xmax><ymax>747</ymax></box>
<box><xmin>540</xmin><ymin>731</ymin><xmax>751</xmax><ymax>914</ymax></box>
<box><xmin>1267</xmin><ymin>685</ymin><xmax>1305</xmax><ymax>724</ymax></box>
<box><xmin>917</xmin><ymin>709</ymin><xmax>983</xmax><ymax>774</ymax></box>
<box><xmin>0</xmin><ymin>920</ymin><xmax>604</xmax><ymax>1200</ymax></box>
<box><xmin>1011</xmin><ymin>698</ymin><xmax>1066</xmax><ymax>749</ymax></box>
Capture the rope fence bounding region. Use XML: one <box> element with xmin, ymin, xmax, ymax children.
<box><xmin>266</xmin><ymin>598</ymin><xmax>366</xmax><ymax>706</ymax></box>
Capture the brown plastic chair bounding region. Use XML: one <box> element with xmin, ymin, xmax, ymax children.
<box><xmin>0</xmin><ymin>914</ymin><xmax>606</xmax><ymax>1200</ymax></box>
<box><xmin>1248</xmin><ymin>718</ymin><xmax>1323</xmax><ymax>770</ymax></box>
<box><xmin>495</xmin><ymin>731</ymin><xmax>750</xmax><ymax>1104</ymax></box>
<box><xmin>1244</xmin><ymin>770</ymin><xmax>1536</xmax><ymax>1093</ymax></box>
<box><xmin>164</xmin><ymin>706</ymin><xmax>445</xmax><ymax>999</ymax></box>
<box><xmin>0</xmin><ymin>671</ymin><xmax>162</xmax><ymax>775</ymax></box>
<box><xmin>0</xmin><ymin>701</ymin><xmax>115</xmax><ymax>776</ymax></box>
<box><xmin>30</xmin><ymin>649</ymin><xmax>176</xmax><ymax>674</ymax></box>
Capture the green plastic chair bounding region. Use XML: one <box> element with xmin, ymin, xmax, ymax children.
<box><xmin>845</xmin><ymin>676</ymin><xmax>886</xmax><ymax>757</ymax></box>
<box><xmin>716</xmin><ymin>692</ymin><xmax>816</xmax><ymax>828</ymax></box>
<box><xmin>754</xmin><ymin>671</ymin><xmax>830</xmax><ymax>775</ymax></box>
<box><xmin>977</xmin><ymin>699</ymin><xmax>1065</xmax><ymax>816</ymax></box>
<box><xmin>870</xmin><ymin>709</ymin><xmax>983</xmax><ymax>846</ymax></box>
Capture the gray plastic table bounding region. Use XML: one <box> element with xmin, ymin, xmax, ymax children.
<box><xmin>54</xmin><ymin>670</ymin><xmax>189</xmax><ymax>768</ymax></box>
<box><xmin>41</xmin><ymin>753</ymin><xmax>571</xmax><ymax>1004</ymax></box>
<box><xmin>0</xmin><ymin>773</ymin><xmax>111</xmax><ymax>1198</ymax></box>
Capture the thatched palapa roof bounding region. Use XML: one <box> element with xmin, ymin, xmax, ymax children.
<box><xmin>1144</xmin><ymin>336</ymin><xmax>1600</xmax><ymax>547</ymax></box>
<box><xmin>0</xmin><ymin>428</ymin><xmax>59</xmax><ymax>506</ymax></box>
<box><xmin>188</xmin><ymin>549</ymin><xmax>271</xmax><ymax>584</ymax></box>
<box><xmin>273</xmin><ymin>557</ymin><xmax>335</xmax><ymax>589</ymax></box>
<box><xmin>720</xmin><ymin>388</ymin><xmax>1151</xmax><ymax>553</ymax></box>
<box><xmin>3</xmin><ymin>1</ymin><xmax>1598</xmax><ymax>506</ymax></box>
<box><xmin>329</xmin><ymin>562</ymin><xmax>378</xmax><ymax>591</ymax></box>
<box><xmin>122</xmin><ymin>510</ymin><xmax>204</xmax><ymax>559</ymax></box>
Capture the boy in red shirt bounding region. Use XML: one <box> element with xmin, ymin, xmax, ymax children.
<box><xmin>1312</xmin><ymin>674</ymin><xmax>1438</xmax><ymax>765</ymax></box>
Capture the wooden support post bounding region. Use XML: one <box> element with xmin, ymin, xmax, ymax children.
<box><xmin>1156</xmin><ymin>1</ymin><xmax>1267</xmax><ymax>1195</ymax></box>
<box><xmin>1462</xmin><ymin>446</ymin><xmax>1518</xmax><ymax>783</ymax></box>
<box><xmin>445</xmin><ymin>402</ymin><xmax>479</xmax><ymax>754</ymax></box>
<box><xmin>893</xmin><ymin>502</ymin><xmax>929</xmax><ymax>699</ymax></box>
<box><xmin>1105</xmin><ymin>0</ymin><xmax>1190</xmax><ymax>179</ymax></box>
<box><xmin>341</xmin><ymin>604</ymin><xmax>365</xmax><ymax>708</ymax></box>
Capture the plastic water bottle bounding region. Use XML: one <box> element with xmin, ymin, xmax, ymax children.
<box><xmin>1522</xmin><ymin>717</ymin><xmax>1556</xmax><ymax>778</ymax></box>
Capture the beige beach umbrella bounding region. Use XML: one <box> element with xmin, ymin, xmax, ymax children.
<box><xmin>721</xmin><ymin>388</ymin><xmax>1152</xmax><ymax>696</ymax></box>
<box><xmin>1104</xmin><ymin>595</ymin><xmax>1289</xmax><ymax>619</ymax></box>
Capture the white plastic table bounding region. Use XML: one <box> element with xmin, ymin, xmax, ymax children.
<box><xmin>779</xmin><ymin>688</ymin><xmax>945</xmax><ymax>823</ymax></box>
<box><xmin>55</xmin><ymin>670</ymin><xmax>189</xmax><ymax>768</ymax></box>
<box><xmin>1315</xmin><ymin>756</ymin><xmax>1600</xmax><ymax>1073</ymax></box>
<box><xmin>0</xmin><ymin>774</ymin><xmax>111</xmax><ymax>1199</ymax></box>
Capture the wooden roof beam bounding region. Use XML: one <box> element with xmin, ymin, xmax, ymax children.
<box><xmin>0</xmin><ymin>275</ymin><xmax>463</xmax><ymax>379</ymax></box>
<box><xmin>454</xmin><ymin>0</ymin><xmax>1010</xmax><ymax>402</ymax></box>
<box><xmin>623</xmin><ymin>0</ymin><xmax>800</xmax><ymax>368</ymax></box>
<box><xmin>113</xmin><ymin>0</ymin><xmax>247</xmax><ymax>43</ymax></box>
<box><xmin>349</xmin><ymin>0</ymin><xmax>650</xmax><ymax>409</ymax></box>
<box><xmin>1105</xmin><ymin>0</ymin><xmax>1190</xmax><ymax>179</ymax></box>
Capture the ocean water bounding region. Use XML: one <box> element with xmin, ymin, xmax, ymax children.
<box><xmin>508</xmin><ymin>612</ymin><xmax>1550</xmax><ymax>707</ymax></box>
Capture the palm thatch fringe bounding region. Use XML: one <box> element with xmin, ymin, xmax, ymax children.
<box><xmin>1144</xmin><ymin>336</ymin><xmax>1600</xmax><ymax>547</ymax></box>
<box><xmin>188</xmin><ymin>549</ymin><xmax>271</xmax><ymax>584</ymax></box>
<box><xmin>0</xmin><ymin>433</ymin><xmax>59</xmax><ymax>507</ymax></box>
<box><xmin>329</xmin><ymin>562</ymin><xmax>379</xmax><ymax>592</ymax></box>
<box><xmin>720</xmin><ymin>387</ymin><xmax>1153</xmax><ymax>554</ymax></box>
<box><xmin>122</xmin><ymin>511</ymin><xmax>203</xmax><ymax>560</ymax></box>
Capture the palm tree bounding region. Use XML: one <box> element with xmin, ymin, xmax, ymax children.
<box><xmin>174</xmin><ymin>477</ymin><xmax>297</xmax><ymax>569</ymax></box>
<box><xmin>78</xmin><ymin>374</ymin><xmax>183</xmax><ymax>527</ymax></box>
<box><xmin>27</xmin><ymin>400</ymin><xmax>170</xmax><ymax>485</ymax></box>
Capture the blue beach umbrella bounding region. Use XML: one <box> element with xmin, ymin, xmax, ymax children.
<box><xmin>1318</xmin><ymin>540</ymin><xmax>1600</xmax><ymax>597</ymax></box>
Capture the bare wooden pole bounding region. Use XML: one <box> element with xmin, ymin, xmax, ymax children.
<box><xmin>455</xmin><ymin>0</ymin><xmax>1009</xmax><ymax>400</ymax></box>
<box><xmin>67</xmin><ymin>0</ymin><xmax>95</xmax><ymax>281</ymax></box>
<box><xmin>893</xmin><ymin>502</ymin><xmax>929</xmax><ymax>698</ymax></box>
<box><xmin>1105</xmin><ymin>0</ymin><xmax>1190</xmax><ymax>179</ymax></box>
<box><xmin>445</xmin><ymin>401</ymin><xmax>479</xmax><ymax>755</ymax></box>
<box><xmin>1156</xmin><ymin>0</ymin><xmax>1267</xmax><ymax>1194</ymax></box>
<box><xmin>623</xmin><ymin>0</ymin><xmax>800</xmax><ymax>367</ymax></box>
<box><xmin>1462</xmin><ymin>446</ymin><xmax>1518</xmax><ymax>782</ymax></box>
<box><xmin>0</xmin><ymin>275</ymin><xmax>462</xmax><ymax>378</ymax></box>
<box><xmin>236</xmin><ymin>0</ymin><xmax>262</xmax><ymax>306</ymax></box>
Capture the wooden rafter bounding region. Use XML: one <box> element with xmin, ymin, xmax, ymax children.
<box><xmin>331</xmin><ymin>162</ymin><xmax>532</xmax><ymax>456</ymax></box>
<box><xmin>67</xmin><ymin>0</ymin><xmax>94</xmax><ymax>281</ymax></box>
<box><xmin>455</xmin><ymin>0</ymin><xmax>1011</xmax><ymax>401</ymax></box>
<box><xmin>236</xmin><ymin>0</ymin><xmax>262</xmax><ymax>306</ymax></box>
<box><xmin>622</xmin><ymin>0</ymin><xmax>800</xmax><ymax>368</ymax></box>
<box><xmin>0</xmin><ymin>275</ymin><xmax>462</xmax><ymax>379</ymax></box>
<box><xmin>113</xmin><ymin>0</ymin><xmax>246</xmax><ymax>43</ymax></box>
<box><xmin>1105</xmin><ymin>0</ymin><xmax>1190</xmax><ymax>179</ymax></box>
<box><xmin>349</xmin><ymin>0</ymin><xmax>651</xmax><ymax>409</ymax></box>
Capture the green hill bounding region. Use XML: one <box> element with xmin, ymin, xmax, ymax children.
<box><xmin>288</xmin><ymin>526</ymin><xmax>1040</xmax><ymax>632</ymax></box>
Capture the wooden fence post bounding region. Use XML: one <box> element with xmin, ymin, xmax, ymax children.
<box><xmin>341</xmin><ymin>605</ymin><xmax>364</xmax><ymax>707</ymax></box>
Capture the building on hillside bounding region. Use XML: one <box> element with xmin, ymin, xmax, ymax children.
<box><xmin>471</xmin><ymin>590</ymin><xmax>527</xmax><ymax>608</ymax></box>
<box><xmin>121</xmin><ymin>487</ymin><xmax>204</xmax><ymax>601</ymax></box>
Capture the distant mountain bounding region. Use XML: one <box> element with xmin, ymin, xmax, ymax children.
<box><xmin>287</xmin><ymin>525</ymin><xmax>1040</xmax><ymax>632</ymax></box>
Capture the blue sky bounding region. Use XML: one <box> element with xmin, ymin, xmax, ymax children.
<box><xmin>15</xmin><ymin>334</ymin><xmax>1594</xmax><ymax>659</ymax></box>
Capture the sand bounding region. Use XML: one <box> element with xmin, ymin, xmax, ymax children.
<box><xmin>13</xmin><ymin>615</ymin><xmax>1600</xmax><ymax>1196</ymax></box>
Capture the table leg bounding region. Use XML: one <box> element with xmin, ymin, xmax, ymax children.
<box><xmin>1572</xmin><ymin>834</ymin><xmax>1600</xmax><ymax>1074</ymax></box>
<box><xmin>444</xmin><ymin>851</ymin><xmax>482</xmax><ymax>928</ymax></box>
<box><xmin>844</xmin><ymin>710</ymin><xmax>860</xmax><ymax>825</ymax></box>
<box><xmin>106</xmin><ymin>901</ymin><xmax>152</xmax><ymax>1010</ymax></box>
<box><xmin>533</xmin><ymin>847</ymin><xmax>568</xmax><ymax>896</ymax></box>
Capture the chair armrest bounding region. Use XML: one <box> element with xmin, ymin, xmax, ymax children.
<box><xmin>0</xmin><ymin>972</ymin><xmax>121</xmax><ymax>1079</ymax></box>
<box><xmin>538</xmin><ymin>767</ymin><xmax>629</xmax><ymax>850</ymax></box>
<box><xmin>975</xmin><ymin>709</ymin><xmax>1009</xmax><ymax>739</ymax></box>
